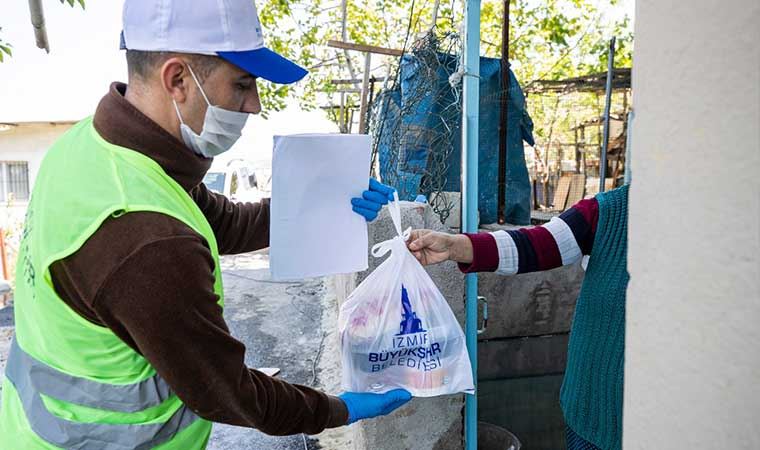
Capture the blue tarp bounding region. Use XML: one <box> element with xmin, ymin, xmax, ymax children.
<box><xmin>375</xmin><ymin>53</ymin><xmax>535</xmax><ymax>225</ymax></box>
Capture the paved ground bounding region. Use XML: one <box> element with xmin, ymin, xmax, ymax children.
<box><xmin>209</xmin><ymin>252</ymin><xmax>332</xmax><ymax>450</ymax></box>
<box><xmin>0</xmin><ymin>252</ymin><xmax>350</xmax><ymax>450</ymax></box>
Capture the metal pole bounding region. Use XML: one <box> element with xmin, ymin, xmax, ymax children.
<box><xmin>339</xmin><ymin>92</ymin><xmax>346</xmax><ymax>133</ymax></box>
<box><xmin>574</xmin><ymin>128</ymin><xmax>581</xmax><ymax>173</ymax></box>
<box><xmin>581</xmin><ymin>126</ymin><xmax>586</xmax><ymax>174</ymax></box>
<box><xmin>599</xmin><ymin>37</ymin><xmax>616</xmax><ymax>193</ymax></box>
<box><xmin>358</xmin><ymin>52</ymin><xmax>372</xmax><ymax>134</ymax></box>
<box><xmin>497</xmin><ymin>0</ymin><xmax>510</xmax><ymax>224</ymax></box>
<box><xmin>462</xmin><ymin>0</ymin><xmax>481</xmax><ymax>449</ymax></box>
<box><xmin>368</xmin><ymin>76</ymin><xmax>377</xmax><ymax>113</ymax></box>
<box><xmin>347</xmin><ymin>108</ymin><xmax>354</xmax><ymax>134</ymax></box>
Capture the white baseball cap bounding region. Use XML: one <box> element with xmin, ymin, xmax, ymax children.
<box><xmin>120</xmin><ymin>0</ymin><xmax>308</xmax><ymax>84</ymax></box>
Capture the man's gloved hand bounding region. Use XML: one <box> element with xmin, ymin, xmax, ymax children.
<box><xmin>351</xmin><ymin>178</ymin><xmax>396</xmax><ymax>222</ymax></box>
<box><xmin>338</xmin><ymin>389</ymin><xmax>412</xmax><ymax>424</ymax></box>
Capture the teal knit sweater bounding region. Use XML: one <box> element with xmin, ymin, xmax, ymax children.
<box><xmin>560</xmin><ymin>185</ymin><xmax>629</xmax><ymax>450</ymax></box>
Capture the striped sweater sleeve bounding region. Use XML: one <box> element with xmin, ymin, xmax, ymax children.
<box><xmin>458</xmin><ymin>197</ymin><xmax>599</xmax><ymax>274</ymax></box>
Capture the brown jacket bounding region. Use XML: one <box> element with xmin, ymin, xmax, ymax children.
<box><xmin>48</xmin><ymin>82</ymin><xmax>347</xmax><ymax>435</ymax></box>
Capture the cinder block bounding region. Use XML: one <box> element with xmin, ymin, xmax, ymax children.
<box><xmin>477</xmin><ymin>265</ymin><xmax>584</xmax><ymax>340</ymax></box>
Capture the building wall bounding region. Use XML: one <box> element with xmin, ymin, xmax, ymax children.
<box><xmin>0</xmin><ymin>123</ymin><xmax>73</xmax><ymax>280</ymax></box>
<box><xmin>0</xmin><ymin>123</ymin><xmax>73</xmax><ymax>198</ymax></box>
<box><xmin>626</xmin><ymin>1</ymin><xmax>760</xmax><ymax>448</ymax></box>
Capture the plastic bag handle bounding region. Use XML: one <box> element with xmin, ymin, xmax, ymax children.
<box><xmin>386</xmin><ymin>191</ymin><xmax>403</xmax><ymax>236</ymax></box>
<box><xmin>371</xmin><ymin>191</ymin><xmax>412</xmax><ymax>258</ymax></box>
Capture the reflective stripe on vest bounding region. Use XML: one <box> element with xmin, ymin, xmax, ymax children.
<box><xmin>5</xmin><ymin>338</ymin><xmax>201</xmax><ymax>449</ymax></box>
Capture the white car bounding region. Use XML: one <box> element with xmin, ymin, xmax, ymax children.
<box><xmin>202</xmin><ymin>161</ymin><xmax>268</xmax><ymax>203</ymax></box>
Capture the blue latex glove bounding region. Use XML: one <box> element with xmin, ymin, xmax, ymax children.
<box><xmin>352</xmin><ymin>178</ymin><xmax>396</xmax><ymax>222</ymax></box>
<box><xmin>338</xmin><ymin>389</ymin><xmax>412</xmax><ymax>424</ymax></box>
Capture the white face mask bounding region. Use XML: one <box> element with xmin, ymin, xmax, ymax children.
<box><xmin>172</xmin><ymin>64</ymin><xmax>250</xmax><ymax>158</ymax></box>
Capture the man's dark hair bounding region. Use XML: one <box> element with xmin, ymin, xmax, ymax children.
<box><xmin>126</xmin><ymin>50</ymin><xmax>221</xmax><ymax>83</ymax></box>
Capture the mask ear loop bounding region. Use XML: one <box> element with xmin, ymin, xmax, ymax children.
<box><xmin>172</xmin><ymin>99</ymin><xmax>187</xmax><ymax>125</ymax></box>
<box><xmin>172</xmin><ymin>63</ymin><xmax>211</xmax><ymax>127</ymax></box>
<box><xmin>185</xmin><ymin>64</ymin><xmax>212</xmax><ymax>106</ymax></box>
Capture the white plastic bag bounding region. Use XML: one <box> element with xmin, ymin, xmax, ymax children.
<box><xmin>339</xmin><ymin>194</ymin><xmax>475</xmax><ymax>397</ymax></box>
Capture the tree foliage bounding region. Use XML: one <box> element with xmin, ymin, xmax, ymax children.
<box><xmin>1</xmin><ymin>0</ymin><xmax>633</xmax><ymax>134</ymax></box>
<box><xmin>60</xmin><ymin>0</ymin><xmax>86</xmax><ymax>8</ymax></box>
<box><xmin>0</xmin><ymin>28</ymin><xmax>12</xmax><ymax>63</ymax></box>
<box><xmin>255</xmin><ymin>0</ymin><xmax>633</xmax><ymax>120</ymax></box>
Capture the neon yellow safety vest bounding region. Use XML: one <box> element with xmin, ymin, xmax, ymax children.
<box><xmin>0</xmin><ymin>117</ymin><xmax>224</xmax><ymax>449</ymax></box>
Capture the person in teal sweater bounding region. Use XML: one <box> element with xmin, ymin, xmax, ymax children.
<box><xmin>407</xmin><ymin>185</ymin><xmax>629</xmax><ymax>450</ymax></box>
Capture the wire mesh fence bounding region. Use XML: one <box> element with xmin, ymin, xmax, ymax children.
<box><xmin>365</xmin><ymin>27</ymin><xmax>631</xmax><ymax>224</ymax></box>
<box><xmin>368</xmin><ymin>31</ymin><xmax>463</xmax><ymax>225</ymax></box>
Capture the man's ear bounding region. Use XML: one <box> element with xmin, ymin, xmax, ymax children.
<box><xmin>160</xmin><ymin>57</ymin><xmax>190</xmax><ymax>104</ymax></box>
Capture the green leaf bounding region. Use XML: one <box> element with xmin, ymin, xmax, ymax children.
<box><xmin>59</xmin><ymin>0</ymin><xmax>85</xmax><ymax>9</ymax></box>
<box><xmin>0</xmin><ymin>29</ymin><xmax>11</xmax><ymax>63</ymax></box>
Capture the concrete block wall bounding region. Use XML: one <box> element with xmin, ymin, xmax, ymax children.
<box><xmin>478</xmin><ymin>266</ymin><xmax>584</xmax><ymax>340</ymax></box>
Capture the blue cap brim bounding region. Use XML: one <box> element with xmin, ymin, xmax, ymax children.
<box><xmin>217</xmin><ymin>47</ymin><xmax>308</xmax><ymax>84</ymax></box>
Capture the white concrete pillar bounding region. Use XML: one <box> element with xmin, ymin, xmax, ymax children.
<box><xmin>626</xmin><ymin>1</ymin><xmax>760</xmax><ymax>448</ymax></box>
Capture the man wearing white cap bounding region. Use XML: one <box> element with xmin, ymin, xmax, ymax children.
<box><xmin>0</xmin><ymin>1</ymin><xmax>409</xmax><ymax>448</ymax></box>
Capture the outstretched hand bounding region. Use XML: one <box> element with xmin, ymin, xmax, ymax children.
<box><xmin>407</xmin><ymin>230</ymin><xmax>473</xmax><ymax>265</ymax></box>
<box><xmin>338</xmin><ymin>389</ymin><xmax>412</xmax><ymax>424</ymax></box>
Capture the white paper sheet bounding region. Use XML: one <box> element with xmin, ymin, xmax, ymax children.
<box><xmin>270</xmin><ymin>133</ymin><xmax>371</xmax><ymax>280</ymax></box>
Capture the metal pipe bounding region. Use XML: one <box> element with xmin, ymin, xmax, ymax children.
<box><xmin>574</xmin><ymin>128</ymin><xmax>581</xmax><ymax>173</ymax></box>
<box><xmin>462</xmin><ymin>0</ymin><xmax>481</xmax><ymax>449</ymax></box>
<box><xmin>581</xmin><ymin>126</ymin><xmax>587</xmax><ymax>174</ymax></box>
<box><xmin>368</xmin><ymin>76</ymin><xmax>377</xmax><ymax>113</ymax></box>
<box><xmin>599</xmin><ymin>37</ymin><xmax>616</xmax><ymax>192</ymax></box>
<box><xmin>358</xmin><ymin>52</ymin><xmax>372</xmax><ymax>134</ymax></box>
<box><xmin>339</xmin><ymin>92</ymin><xmax>346</xmax><ymax>133</ymax></box>
<box><xmin>497</xmin><ymin>0</ymin><xmax>510</xmax><ymax>224</ymax></box>
<box><xmin>28</xmin><ymin>0</ymin><xmax>50</xmax><ymax>53</ymax></box>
